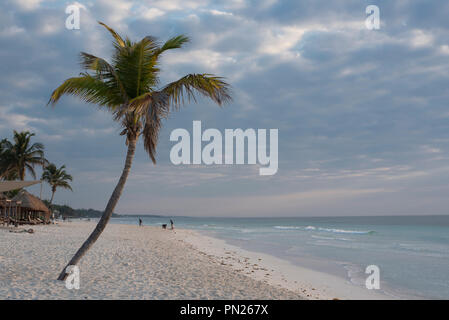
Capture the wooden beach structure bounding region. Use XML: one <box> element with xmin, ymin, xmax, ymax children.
<box><xmin>12</xmin><ymin>190</ymin><xmax>50</xmax><ymax>224</ymax></box>
<box><xmin>0</xmin><ymin>181</ymin><xmax>49</xmax><ymax>226</ymax></box>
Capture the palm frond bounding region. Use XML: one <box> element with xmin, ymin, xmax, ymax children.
<box><xmin>142</xmin><ymin>102</ymin><xmax>163</xmax><ymax>164</ymax></box>
<box><xmin>98</xmin><ymin>21</ymin><xmax>125</xmax><ymax>48</ymax></box>
<box><xmin>48</xmin><ymin>75</ymin><xmax>124</xmax><ymax>107</ymax></box>
<box><xmin>24</xmin><ymin>163</ymin><xmax>37</xmax><ymax>179</ymax></box>
<box><xmin>126</xmin><ymin>91</ymin><xmax>169</xmax><ymax>116</ymax></box>
<box><xmin>80</xmin><ymin>52</ymin><xmax>114</xmax><ymax>75</ymax></box>
<box><xmin>80</xmin><ymin>52</ymin><xmax>128</xmax><ymax>102</ymax></box>
<box><xmin>158</xmin><ymin>35</ymin><xmax>189</xmax><ymax>54</ymax></box>
<box><xmin>163</xmin><ymin>73</ymin><xmax>232</xmax><ymax>110</ymax></box>
<box><xmin>126</xmin><ymin>91</ymin><xmax>169</xmax><ymax>163</ymax></box>
<box><xmin>57</xmin><ymin>182</ymin><xmax>73</xmax><ymax>191</ymax></box>
<box><xmin>113</xmin><ymin>37</ymin><xmax>160</xmax><ymax>98</ymax></box>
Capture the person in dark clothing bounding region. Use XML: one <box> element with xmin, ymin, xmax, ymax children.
<box><xmin>139</xmin><ymin>218</ymin><xmax>142</xmax><ymax>226</ymax></box>
<box><xmin>170</xmin><ymin>219</ymin><xmax>174</xmax><ymax>230</ymax></box>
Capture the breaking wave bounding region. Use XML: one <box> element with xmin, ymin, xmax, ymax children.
<box><xmin>273</xmin><ymin>225</ymin><xmax>375</xmax><ymax>235</ymax></box>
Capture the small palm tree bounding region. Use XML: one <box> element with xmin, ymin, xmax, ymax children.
<box><xmin>49</xmin><ymin>22</ymin><xmax>231</xmax><ymax>280</ymax></box>
<box><xmin>0</xmin><ymin>131</ymin><xmax>47</xmax><ymax>180</ymax></box>
<box><xmin>42</xmin><ymin>163</ymin><xmax>73</xmax><ymax>207</ymax></box>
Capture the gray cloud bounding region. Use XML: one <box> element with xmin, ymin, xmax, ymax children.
<box><xmin>1</xmin><ymin>0</ymin><xmax>449</xmax><ymax>216</ymax></box>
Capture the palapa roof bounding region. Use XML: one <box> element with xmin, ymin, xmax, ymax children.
<box><xmin>12</xmin><ymin>190</ymin><xmax>49</xmax><ymax>213</ymax></box>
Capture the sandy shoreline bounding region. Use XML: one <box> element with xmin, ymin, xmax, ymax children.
<box><xmin>0</xmin><ymin>221</ymin><xmax>388</xmax><ymax>300</ymax></box>
<box><xmin>0</xmin><ymin>221</ymin><xmax>301</xmax><ymax>299</ymax></box>
<box><xmin>182</xmin><ymin>229</ymin><xmax>390</xmax><ymax>300</ymax></box>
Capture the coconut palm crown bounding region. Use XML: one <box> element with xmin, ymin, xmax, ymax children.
<box><xmin>42</xmin><ymin>163</ymin><xmax>73</xmax><ymax>206</ymax></box>
<box><xmin>49</xmin><ymin>22</ymin><xmax>231</xmax><ymax>162</ymax></box>
<box><xmin>48</xmin><ymin>22</ymin><xmax>231</xmax><ymax>280</ymax></box>
<box><xmin>0</xmin><ymin>131</ymin><xmax>47</xmax><ymax>181</ymax></box>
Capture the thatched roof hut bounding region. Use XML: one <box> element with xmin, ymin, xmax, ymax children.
<box><xmin>12</xmin><ymin>190</ymin><xmax>50</xmax><ymax>222</ymax></box>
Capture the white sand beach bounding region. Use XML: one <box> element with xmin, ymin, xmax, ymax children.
<box><xmin>0</xmin><ymin>221</ymin><xmax>388</xmax><ymax>300</ymax></box>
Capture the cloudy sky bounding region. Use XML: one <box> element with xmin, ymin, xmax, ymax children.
<box><xmin>1</xmin><ymin>0</ymin><xmax>449</xmax><ymax>217</ymax></box>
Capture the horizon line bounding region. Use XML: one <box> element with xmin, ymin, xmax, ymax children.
<box><xmin>114</xmin><ymin>213</ymin><xmax>449</xmax><ymax>218</ymax></box>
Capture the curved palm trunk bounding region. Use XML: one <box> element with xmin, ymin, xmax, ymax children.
<box><xmin>57</xmin><ymin>137</ymin><xmax>138</xmax><ymax>281</ymax></box>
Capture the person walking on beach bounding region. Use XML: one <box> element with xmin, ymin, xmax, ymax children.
<box><xmin>170</xmin><ymin>219</ymin><xmax>174</xmax><ymax>230</ymax></box>
<box><xmin>139</xmin><ymin>218</ymin><xmax>142</xmax><ymax>226</ymax></box>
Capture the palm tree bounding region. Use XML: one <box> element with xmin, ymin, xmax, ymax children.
<box><xmin>42</xmin><ymin>163</ymin><xmax>73</xmax><ymax>207</ymax></box>
<box><xmin>0</xmin><ymin>131</ymin><xmax>47</xmax><ymax>180</ymax></box>
<box><xmin>49</xmin><ymin>22</ymin><xmax>231</xmax><ymax>280</ymax></box>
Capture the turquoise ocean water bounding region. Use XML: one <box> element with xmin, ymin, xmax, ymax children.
<box><xmin>106</xmin><ymin>215</ymin><xmax>449</xmax><ymax>299</ymax></box>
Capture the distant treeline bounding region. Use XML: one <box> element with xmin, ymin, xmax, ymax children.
<box><xmin>43</xmin><ymin>201</ymin><xmax>120</xmax><ymax>218</ymax></box>
<box><xmin>42</xmin><ymin>200</ymin><xmax>166</xmax><ymax>219</ymax></box>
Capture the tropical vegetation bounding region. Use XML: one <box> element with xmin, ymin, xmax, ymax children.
<box><xmin>0</xmin><ymin>131</ymin><xmax>47</xmax><ymax>181</ymax></box>
<box><xmin>0</xmin><ymin>131</ymin><xmax>72</xmax><ymax>209</ymax></box>
<box><xmin>41</xmin><ymin>163</ymin><xmax>73</xmax><ymax>208</ymax></box>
